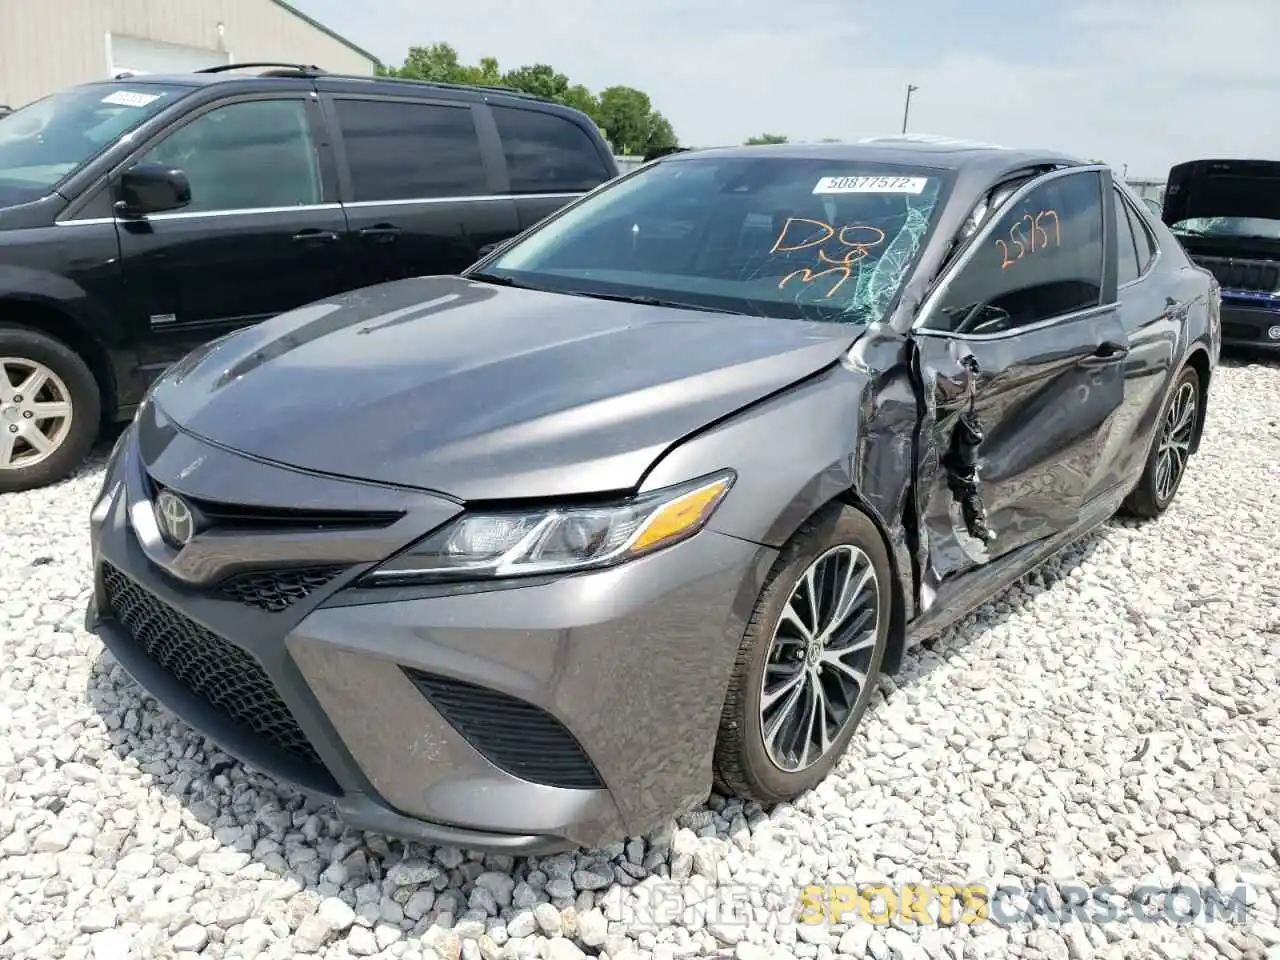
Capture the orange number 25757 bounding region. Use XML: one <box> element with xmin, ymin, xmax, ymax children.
<box><xmin>995</xmin><ymin>209</ymin><xmax>1061</xmax><ymax>270</ymax></box>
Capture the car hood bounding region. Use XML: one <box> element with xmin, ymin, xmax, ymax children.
<box><xmin>151</xmin><ymin>276</ymin><xmax>863</xmax><ymax>500</ymax></box>
<box><xmin>1163</xmin><ymin>159</ymin><xmax>1280</xmax><ymax>224</ymax></box>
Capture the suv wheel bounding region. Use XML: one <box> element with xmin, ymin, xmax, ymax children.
<box><xmin>0</xmin><ymin>325</ymin><xmax>101</xmax><ymax>494</ymax></box>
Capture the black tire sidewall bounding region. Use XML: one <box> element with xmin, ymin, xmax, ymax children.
<box><xmin>731</xmin><ymin>503</ymin><xmax>892</xmax><ymax>800</ymax></box>
<box><xmin>0</xmin><ymin>326</ymin><xmax>101</xmax><ymax>493</ymax></box>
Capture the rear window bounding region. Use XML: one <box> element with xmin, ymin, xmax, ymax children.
<box><xmin>333</xmin><ymin>98</ymin><xmax>489</xmax><ymax>202</ymax></box>
<box><xmin>490</xmin><ymin>106</ymin><xmax>611</xmax><ymax>194</ymax></box>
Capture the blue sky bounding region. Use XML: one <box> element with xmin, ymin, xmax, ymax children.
<box><xmin>293</xmin><ymin>0</ymin><xmax>1280</xmax><ymax>179</ymax></box>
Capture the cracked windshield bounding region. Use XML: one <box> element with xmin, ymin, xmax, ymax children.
<box><xmin>1171</xmin><ymin>216</ymin><xmax>1280</xmax><ymax>240</ymax></box>
<box><xmin>481</xmin><ymin>156</ymin><xmax>950</xmax><ymax>324</ymax></box>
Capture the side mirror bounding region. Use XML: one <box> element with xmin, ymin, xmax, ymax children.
<box><xmin>116</xmin><ymin>163</ymin><xmax>191</xmax><ymax>217</ymax></box>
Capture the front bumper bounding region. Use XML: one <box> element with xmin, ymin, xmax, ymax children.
<box><xmin>1219</xmin><ymin>297</ymin><xmax>1280</xmax><ymax>353</ymax></box>
<box><xmin>85</xmin><ymin>410</ymin><xmax>774</xmax><ymax>851</ymax></box>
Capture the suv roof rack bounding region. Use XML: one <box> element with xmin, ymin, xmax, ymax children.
<box><xmin>196</xmin><ymin>62</ymin><xmax>327</xmax><ymax>76</ymax></box>
<box><xmin>329</xmin><ymin>73</ymin><xmax>551</xmax><ymax>103</ymax></box>
<box><xmin>191</xmin><ymin>64</ymin><xmax>557</xmax><ymax>106</ymax></box>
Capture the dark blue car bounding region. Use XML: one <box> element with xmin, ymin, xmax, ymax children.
<box><xmin>1163</xmin><ymin>158</ymin><xmax>1280</xmax><ymax>354</ymax></box>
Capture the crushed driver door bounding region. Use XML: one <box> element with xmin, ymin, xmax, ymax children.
<box><xmin>908</xmin><ymin>165</ymin><xmax>1128</xmax><ymax>591</ymax></box>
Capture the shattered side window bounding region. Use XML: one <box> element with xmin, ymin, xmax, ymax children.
<box><xmin>484</xmin><ymin>156</ymin><xmax>952</xmax><ymax>325</ymax></box>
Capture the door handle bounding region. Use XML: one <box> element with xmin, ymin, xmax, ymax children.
<box><xmin>292</xmin><ymin>229</ymin><xmax>340</xmax><ymax>243</ymax></box>
<box><xmin>359</xmin><ymin>224</ymin><xmax>402</xmax><ymax>243</ymax></box>
<box><xmin>1080</xmin><ymin>340</ymin><xmax>1130</xmax><ymax>367</ymax></box>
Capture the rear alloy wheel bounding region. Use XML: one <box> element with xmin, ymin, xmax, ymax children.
<box><xmin>1122</xmin><ymin>364</ymin><xmax>1200</xmax><ymax>519</ymax></box>
<box><xmin>0</xmin><ymin>326</ymin><xmax>101</xmax><ymax>494</ymax></box>
<box><xmin>714</xmin><ymin>503</ymin><xmax>891</xmax><ymax>803</ymax></box>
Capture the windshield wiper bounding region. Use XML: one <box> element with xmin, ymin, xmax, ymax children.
<box><xmin>557</xmin><ymin>289</ymin><xmax>743</xmax><ymax>315</ymax></box>
<box><xmin>468</xmin><ymin>271</ymin><xmax>538</xmax><ymax>289</ymax></box>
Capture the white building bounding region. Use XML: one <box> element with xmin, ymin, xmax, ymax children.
<box><xmin>0</xmin><ymin>0</ymin><xmax>378</xmax><ymax>111</ymax></box>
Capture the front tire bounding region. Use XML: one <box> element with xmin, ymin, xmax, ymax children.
<box><xmin>0</xmin><ymin>325</ymin><xmax>101</xmax><ymax>494</ymax></box>
<box><xmin>713</xmin><ymin>502</ymin><xmax>891</xmax><ymax>803</ymax></box>
<box><xmin>1121</xmin><ymin>364</ymin><xmax>1199</xmax><ymax>519</ymax></box>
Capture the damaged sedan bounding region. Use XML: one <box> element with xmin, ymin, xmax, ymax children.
<box><xmin>86</xmin><ymin>139</ymin><xmax>1220</xmax><ymax>853</ymax></box>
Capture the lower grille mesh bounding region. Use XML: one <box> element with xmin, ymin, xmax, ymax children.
<box><xmin>219</xmin><ymin>566</ymin><xmax>346</xmax><ymax>613</ymax></box>
<box><xmin>403</xmin><ymin>669</ymin><xmax>605</xmax><ymax>790</ymax></box>
<box><xmin>101</xmin><ymin>563</ymin><xmax>324</xmax><ymax>768</ymax></box>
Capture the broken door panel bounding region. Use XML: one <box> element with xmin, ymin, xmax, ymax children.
<box><xmin>910</xmin><ymin>307</ymin><xmax>1128</xmax><ymax>593</ymax></box>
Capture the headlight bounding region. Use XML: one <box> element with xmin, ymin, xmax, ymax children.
<box><xmin>360</xmin><ymin>470</ymin><xmax>736</xmax><ymax>585</ymax></box>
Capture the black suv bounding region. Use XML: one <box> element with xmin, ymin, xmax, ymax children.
<box><xmin>0</xmin><ymin>64</ymin><xmax>618</xmax><ymax>492</ymax></box>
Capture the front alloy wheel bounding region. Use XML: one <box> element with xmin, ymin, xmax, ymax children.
<box><xmin>714</xmin><ymin>502</ymin><xmax>891</xmax><ymax>803</ymax></box>
<box><xmin>760</xmin><ymin>544</ymin><xmax>879</xmax><ymax>773</ymax></box>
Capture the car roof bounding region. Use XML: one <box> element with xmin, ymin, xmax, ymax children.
<box><xmin>665</xmin><ymin>136</ymin><xmax>1087</xmax><ymax>176</ymax></box>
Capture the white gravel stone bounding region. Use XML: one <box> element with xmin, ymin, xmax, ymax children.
<box><xmin>169</xmin><ymin>924</ymin><xmax>208</xmax><ymax>952</ymax></box>
<box><xmin>2</xmin><ymin>358</ymin><xmax>1279</xmax><ymax>960</ymax></box>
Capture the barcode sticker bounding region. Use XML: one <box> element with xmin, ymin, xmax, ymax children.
<box><xmin>813</xmin><ymin>176</ymin><xmax>928</xmax><ymax>195</ymax></box>
<box><xmin>101</xmin><ymin>91</ymin><xmax>160</xmax><ymax>108</ymax></box>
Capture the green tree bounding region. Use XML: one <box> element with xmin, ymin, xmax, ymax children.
<box><xmin>470</xmin><ymin>57</ymin><xmax>502</xmax><ymax>85</ymax></box>
<box><xmin>501</xmin><ymin>64</ymin><xmax>570</xmax><ymax>101</ymax></box>
<box><xmin>745</xmin><ymin>133</ymin><xmax>788</xmax><ymax>145</ymax></box>
<box><xmin>598</xmin><ymin>86</ymin><xmax>653</xmax><ymax>155</ymax></box>
<box><xmin>390</xmin><ymin>45</ymin><xmax>503</xmax><ymax>86</ymax></box>
<box><xmin>559</xmin><ymin>84</ymin><xmax>601</xmax><ymax>124</ymax></box>
<box><xmin>393</xmin><ymin>43</ymin><xmax>470</xmax><ymax>82</ymax></box>
<box><xmin>381</xmin><ymin>45</ymin><xmax>679</xmax><ymax>153</ymax></box>
<box><xmin>645</xmin><ymin>112</ymin><xmax>678</xmax><ymax>154</ymax></box>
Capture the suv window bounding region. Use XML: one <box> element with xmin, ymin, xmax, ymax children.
<box><xmin>333</xmin><ymin>99</ymin><xmax>488</xmax><ymax>202</ymax></box>
<box><xmin>1114</xmin><ymin>186</ymin><xmax>1141</xmax><ymax>286</ymax></box>
<box><xmin>1122</xmin><ymin>194</ymin><xmax>1156</xmax><ymax>271</ymax></box>
<box><xmin>925</xmin><ymin>169</ymin><xmax>1104</xmax><ymax>335</ymax></box>
<box><xmin>490</xmin><ymin>105</ymin><xmax>610</xmax><ymax>194</ymax></box>
<box><xmin>138</xmin><ymin>99</ymin><xmax>321</xmax><ymax>213</ymax></box>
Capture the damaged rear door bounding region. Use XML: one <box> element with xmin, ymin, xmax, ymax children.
<box><xmin>908</xmin><ymin>165</ymin><xmax>1127</xmax><ymax>587</ymax></box>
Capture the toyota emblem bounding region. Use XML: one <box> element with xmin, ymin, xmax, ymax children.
<box><xmin>155</xmin><ymin>490</ymin><xmax>196</xmax><ymax>547</ymax></box>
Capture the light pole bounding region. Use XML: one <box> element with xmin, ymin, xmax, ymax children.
<box><xmin>901</xmin><ymin>84</ymin><xmax>918</xmax><ymax>134</ymax></box>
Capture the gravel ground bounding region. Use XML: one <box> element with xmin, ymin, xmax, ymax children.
<box><xmin>3</xmin><ymin>355</ymin><xmax>1280</xmax><ymax>960</ymax></box>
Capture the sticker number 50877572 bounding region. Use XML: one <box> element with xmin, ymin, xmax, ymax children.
<box><xmin>995</xmin><ymin>209</ymin><xmax>1061</xmax><ymax>269</ymax></box>
<box><xmin>813</xmin><ymin>176</ymin><xmax>928</xmax><ymax>195</ymax></box>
